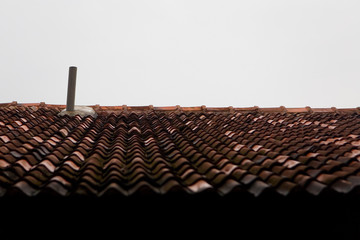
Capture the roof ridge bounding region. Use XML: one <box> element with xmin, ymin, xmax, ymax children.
<box><xmin>1</xmin><ymin>102</ymin><xmax>359</xmax><ymax>114</ymax></box>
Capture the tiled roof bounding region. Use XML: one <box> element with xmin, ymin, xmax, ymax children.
<box><xmin>1</xmin><ymin>102</ymin><xmax>360</xmax><ymax>198</ymax></box>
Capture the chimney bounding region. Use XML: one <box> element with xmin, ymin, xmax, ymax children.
<box><xmin>58</xmin><ymin>66</ymin><xmax>97</xmax><ymax>118</ymax></box>
<box><xmin>66</xmin><ymin>66</ymin><xmax>77</xmax><ymax>111</ymax></box>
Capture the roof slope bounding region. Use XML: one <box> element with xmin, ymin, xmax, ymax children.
<box><xmin>1</xmin><ymin>103</ymin><xmax>360</xmax><ymax>198</ymax></box>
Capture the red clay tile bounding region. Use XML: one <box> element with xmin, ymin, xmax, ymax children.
<box><xmin>0</xmin><ymin>103</ymin><xmax>360</xmax><ymax>198</ymax></box>
<box><xmin>305</xmin><ymin>181</ymin><xmax>327</xmax><ymax>195</ymax></box>
<box><xmin>187</xmin><ymin>179</ymin><xmax>213</xmax><ymax>193</ymax></box>
<box><xmin>331</xmin><ymin>179</ymin><xmax>353</xmax><ymax>193</ymax></box>
<box><xmin>276</xmin><ymin>181</ymin><xmax>298</xmax><ymax>196</ymax></box>
<box><xmin>13</xmin><ymin>180</ymin><xmax>39</xmax><ymax>196</ymax></box>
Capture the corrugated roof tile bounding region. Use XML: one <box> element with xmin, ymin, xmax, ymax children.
<box><xmin>0</xmin><ymin>103</ymin><xmax>360</xmax><ymax>198</ymax></box>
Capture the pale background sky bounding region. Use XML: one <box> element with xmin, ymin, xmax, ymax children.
<box><xmin>0</xmin><ymin>0</ymin><xmax>359</xmax><ymax>108</ymax></box>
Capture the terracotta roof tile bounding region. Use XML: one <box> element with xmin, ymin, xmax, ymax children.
<box><xmin>1</xmin><ymin>103</ymin><xmax>360</xmax><ymax>198</ymax></box>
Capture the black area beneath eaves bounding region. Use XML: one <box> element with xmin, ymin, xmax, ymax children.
<box><xmin>1</xmin><ymin>193</ymin><xmax>360</xmax><ymax>239</ymax></box>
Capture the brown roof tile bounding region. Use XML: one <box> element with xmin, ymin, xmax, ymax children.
<box><xmin>1</xmin><ymin>103</ymin><xmax>360</xmax><ymax>198</ymax></box>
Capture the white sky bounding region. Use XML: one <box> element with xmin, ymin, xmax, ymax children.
<box><xmin>1</xmin><ymin>0</ymin><xmax>359</xmax><ymax>108</ymax></box>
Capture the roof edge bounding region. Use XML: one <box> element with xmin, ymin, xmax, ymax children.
<box><xmin>1</xmin><ymin>102</ymin><xmax>360</xmax><ymax>114</ymax></box>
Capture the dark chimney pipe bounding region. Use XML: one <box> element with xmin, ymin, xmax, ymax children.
<box><xmin>66</xmin><ymin>66</ymin><xmax>77</xmax><ymax>111</ymax></box>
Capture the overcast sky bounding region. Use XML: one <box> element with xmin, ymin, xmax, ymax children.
<box><xmin>1</xmin><ymin>0</ymin><xmax>359</xmax><ymax>108</ymax></box>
